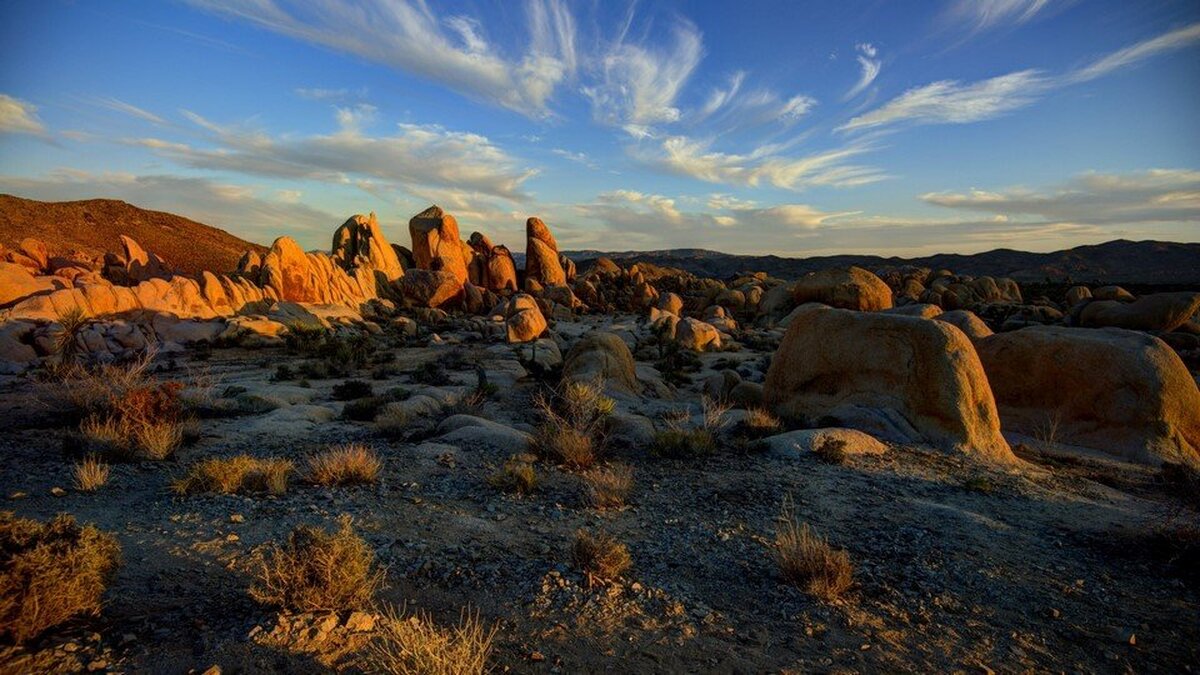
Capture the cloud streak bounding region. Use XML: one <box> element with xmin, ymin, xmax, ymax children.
<box><xmin>0</xmin><ymin>94</ymin><xmax>47</xmax><ymax>136</ymax></box>
<box><xmin>844</xmin><ymin>43</ymin><xmax>881</xmax><ymax>100</ymax></box>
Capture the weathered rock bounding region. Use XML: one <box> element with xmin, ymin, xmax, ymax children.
<box><xmin>656</xmin><ymin>292</ymin><xmax>684</xmax><ymax>317</ymax></box>
<box><xmin>674</xmin><ymin>317</ymin><xmax>722</xmax><ymax>351</ymax></box>
<box><xmin>1092</xmin><ymin>286</ymin><xmax>1135</xmax><ymax>302</ymax></box>
<box><xmin>408</xmin><ymin>205</ymin><xmax>470</xmax><ymax>283</ymax></box>
<box><xmin>1076</xmin><ymin>292</ymin><xmax>1200</xmax><ymax>333</ymax></box>
<box><xmin>764</xmin><ymin>304</ymin><xmax>1014</xmax><ymax>463</ymax></box>
<box><xmin>117</xmin><ymin>235</ymin><xmax>172</xmax><ymax>283</ymax></box>
<box><xmin>886</xmin><ymin>303</ymin><xmax>943</xmax><ymax>319</ymax></box>
<box><xmin>761</xmin><ymin>428</ymin><xmax>888</xmax><ymax>458</ymax></box>
<box><xmin>976</xmin><ymin>326</ymin><xmax>1200</xmax><ymax>466</ymax></box>
<box><xmin>524</xmin><ymin>217</ymin><xmax>566</xmax><ymax>288</ymax></box>
<box><xmin>935</xmin><ymin>310</ymin><xmax>994</xmax><ymax>342</ymax></box>
<box><xmin>1065</xmin><ymin>286</ymin><xmax>1092</xmax><ymax>307</ymax></box>
<box><xmin>502</xmin><ymin>293</ymin><xmax>547</xmax><ymax>343</ymax></box>
<box><xmin>436</xmin><ymin>415</ymin><xmax>532</xmax><ymax>454</ymax></box>
<box><xmin>398</xmin><ymin>269</ymin><xmax>463</xmax><ymax>309</ymax></box>
<box><xmin>331</xmin><ymin>212</ymin><xmax>405</xmax><ymax>293</ymax></box>
<box><xmin>792</xmin><ymin>267</ymin><xmax>893</xmax><ymax>311</ymax></box>
<box><xmin>259</xmin><ymin>236</ymin><xmax>372</xmax><ymax>305</ymax></box>
<box><xmin>0</xmin><ymin>262</ymin><xmax>58</xmax><ymax>307</ymax></box>
<box><xmin>562</xmin><ymin>331</ymin><xmax>640</xmax><ymax>395</ymax></box>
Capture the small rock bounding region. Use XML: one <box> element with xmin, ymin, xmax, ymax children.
<box><xmin>345</xmin><ymin>611</ymin><xmax>376</xmax><ymax>632</ymax></box>
<box><xmin>50</xmin><ymin>487</ymin><xmax>67</xmax><ymax>497</ymax></box>
<box><xmin>202</xmin><ymin>667</ymin><xmax>222</xmax><ymax>675</ymax></box>
<box><xmin>86</xmin><ymin>659</ymin><xmax>108</xmax><ymax>671</ymax></box>
<box><xmin>9</xmin><ymin>491</ymin><xmax>26</xmax><ymax>499</ymax></box>
<box><xmin>229</xmin><ymin>514</ymin><xmax>245</xmax><ymax>523</ymax></box>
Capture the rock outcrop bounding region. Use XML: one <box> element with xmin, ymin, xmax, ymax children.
<box><xmin>1075</xmin><ymin>292</ymin><xmax>1200</xmax><ymax>333</ymax></box>
<box><xmin>976</xmin><ymin>326</ymin><xmax>1200</xmax><ymax>466</ymax></box>
<box><xmin>791</xmin><ymin>267</ymin><xmax>893</xmax><ymax>312</ymax></box>
<box><xmin>524</xmin><ymin>217</ymin><xmax>566</xmax><ymax>289</ymax></box>
<box><xmin>763</xmin><ymin>304</ymin><xmax>1014</xmax><ymax>464</ymax></box>
<box><xmin>562</xmin><ymin>331</ymin><xmax>640</xmax><ymax>395</ymax></box>
<box><xmin>500</xmin><ymin>293</ymin><xmax>547</xmax><ymax>343</ymax></box>
<box><xmin>409</xmin><ymin>206</ymin><xmax>472</xmax><ymax>284</ymax></box>
<box><xmin>331</xmin><ymin>212</ymin><xmax>405</xmax><ymax>293</ymax></box>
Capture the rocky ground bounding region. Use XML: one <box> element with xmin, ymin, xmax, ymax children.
<box><xmin>1</xmin><ymin>312</ymin><xmax>1197</xmax><ymax>674</ymax></box>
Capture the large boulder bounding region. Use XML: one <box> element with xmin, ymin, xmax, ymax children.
<box><xmin>1075</xmin><ymin>292</ymin><xmax>1200</xmax><ymax>333</ymax></box>
<box><xmin>398</xmin><ymin>268</ymin><xmax>463</xmax><ymax>309</ymax></box>
<box><xmin>524</xmin><ymin>217</ymin><xmax>567</xmax><ymax>288</ymax></box>
<box><xmin>118</xmin><ymin>235</ymin><xmax>171</xmax><ymax>283</ymax></box>
<box><xmin>331</xmin><ymin>212</ymin><xmax>405</xmax><ymax>291</ymax></box>
<box><xmin>0</xmin><ymin>262</ymin><xmax>58</xmax><ymax>307</ymax></box>
<box><xmin>502</xmin><ymin>293</ymin><xmax>547</xmax><ymax>343</ymax></box>
<box><xmin>763</xmin><ymin>304</ymin><xmax>1014</xmax><ymax>464</ymax></box>
<box><xmin>674</xmin><ymin>317</ymin><xmax>722</xmax><ymax>351</ymax></box>
<box><xmin>935</xmin><ymin>310</ymin><xmax>994</xmax><ymax>342</ymax></box>
<box><xmin>562</xmin><ymin>331</ymin><xmax>640</xmax><ymax>395</ymax></box>
<box><xmin>792</xmin><ymin>267</ymin><xmax>893</xmax><ymax>311</ymax></box>
<box><xmin>409</xmin><ymin>206</ymin><xmax>471</xmax><ymax>283</ymax></box>
<box><xmin>976</xmin><ymin>326</ymin><xmax>1200</xmax><ymax>466</ymax></box>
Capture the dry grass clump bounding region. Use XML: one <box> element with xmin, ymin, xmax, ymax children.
<box><xmin>0</xmin><ymin>513</ymin><xmax>121</xmax><ymax>644</ymax></box>
<box><xmin>365</xmin><ymin>605</ymin><xmax>496</xmax><ymax>675</ymax></box>
<box><xmin>570</xmin><ymin>529</ymin><xmax>631</xmax><ymax>585</ymax></box>
<box><xmin>250</xmin><ymin>516</ymin><xmax>383</xmax><ymax>612</ymax></box>
<box><xmin>173</xmin><ymin>455</ymin><xmax>294</xmax><ymax>495</ymax></box>
<box><xmin>488</xmin><ymin>455</ymin><xmax>538</xmax><ymax>495</ymax></box>
<box><xmin>650</xmin><ymin>426</ymin><xmax>717</xmax><ymax>459</ymax></box>
<box><xmin>76</xmin><ymin>378</ymin><xmax>187</xmax><ymax>461</ymax></box>
<box><xmin>582</xmin><ymin>464</ymin><xmax>633</xmax><ymax>509</ymax></box>
<box><xmin>73</xmin><ymin>456</ymin><xmax>110</xmax><ymax>492</ymax></box>
<box><xmin>306</xmin><ymin>444</ymin><xmax>382</xmax><ymax>486</ymax></box>
<box><xmin>532</xmin><ymin>380</ymin><xmax>612</xmax><ymax>470</ymax></box>
<box><xmin>812</xmin><ymin>438</ymin><xmax>848</xmax><ymax>465</ymax></box>
<box><xmin>772</xmin><ymin>499</ymin><xmax>853</xmax><ymax>601</ymax></box>
<box><xmin>742</xmin><ymin>407</ymin><xmax>782</xmax><ymax>437</ymax></box>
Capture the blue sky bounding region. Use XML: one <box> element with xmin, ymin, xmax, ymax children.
<box><xmin>1</xmin><ymin>0</ymin><xmax>1198</xmax><ymax>257</ymax></box>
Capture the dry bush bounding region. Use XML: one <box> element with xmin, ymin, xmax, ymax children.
<box><xmin>306</xmin><ymin>444</ymin><xmax>382</xmax><ymax>486</ymax></box>
<box><xmin>250</xmin><ymin>516</ymin><xmax>383</xmax><ymax>612</ymax></box>
<box><xmin>650</xmin><ymin>426</ymin><xmax>717</xmax><ymax>459</ymax></box>
<box><xmin>173</xmin><ymin>455</ymin><xmax>294</xmax><ymax>495</ymax></box>
<box><xmin>570</xmin><ymin>529</ymin><xmax>631</xmax><ymax>584</ymax></box>
<box><xmin>375</xmin><ymin>405</ymin><xmax>412</xmax><ymax>437</ymax></box>
<box><xmin>488</xmin><ymin>455</ymin><xmax>538</xmax><ymax>495</ymax></box>
<box><xmin>73</xmin><ymin>375</ymin><xmax>187</xmax><ymax>461</ymax></box>
<box><xmin>701</xmin><ymin>395</ymin><xmax>731</xmax><ymax>433</ymax></box>
<box><xmin>742</xmin><ymin>407</ymin><xmax>782</xmax><ymax>437</ymax></box>
<box><xmin>365</xmin><ymin>605</ymin><xmax>496</xmax><ymax>675</ymax></box>
<box><xmin>1034</xmin><ymin>409</ymin><xmax>1063</xmax><ymax>453</ymax></box>
<box><xmin>0</xmin><ymin>513</ymin><xmax>121</xmax><ymax>644</ymax></box>
<box><xmin>532</xmin><ymin>380</ymin><xmax>612</xmax><ymax>470</ymax></box>
<box><xmin>772</xmin><ymin>498</ymin><xmax>853</xmax><ymax>601</ymax></box>
<box><xmin>73</xmin><ymin>456</ymin><xmax>110</xmax><ymax>492</ymax></box>
<box><xmin>812</xmin><ymin>438</ymin><xmax>848</xmax><ymax>465</ymax></box>
<box><xmin>51</xmin><ymin>306</ymin><xmax>89</xmax><ymax>366</ymax></box>
<box><xmin>582</xmin><ymin>464</ymin><xmax>633</xmax><ymax>509</ymax></box>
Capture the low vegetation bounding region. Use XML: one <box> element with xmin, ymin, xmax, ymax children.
<box><xmin>73</xmin><ymin>456</ymin><xmax>111</xmax><ymax>492</ymax></box>
<box><xmin>366</xmin><ymin>606</ymin><xmax>496</xmax><ymax>675</ymax></box>
<box><xmin>173</xmin><ymin>455</ymin><xmax>294</xmax><ymax>495</ymax></box>
<box><xmin>0</xmin><ymin>513</ymin><xmax>122</xmax><ymax>644</ymax></box>
<box><xmin>331</xmin><ymin>379</ymin><xmax>374</xmax><ymax>401</ymax></box>
<box><xmin>772</xmin><ymin>499</ymin><xmax>853</xmax><ymax>602</ymax></box>
<box><xmin>488</xmin><ymin>454</ymin><xmax>538</xmax><ymax>495</ymax></box>
<box><xmin>532</xmin><ymin>380</ymin><xmax>614</xmax><ymax>470</ymax></box>
<box><xmin>250</xmin><ymin>516</ymin><xmax>384</xmax><ymax>612</ymax></box>
<box><xmin>62</xmin><ymin>359</ymin><xmax>190</xmax><ymax>461</ymax></box>
<box><xmin>812</xmin><ymin>438</ymin><xmax>848</xmax><ymax>465</ymax></box>
<box><xmin>306</xmin><ymin>444</ymin><xmax>382</xmax><ymax>487</ymax></box>
<box><xmin>570</xmin><ymin>529</ymin><xmax>632</xmax><ymax>585</ymax></box>
<box><xmin>582</xmin><ymin>464</ymin><xmax>633</xmax><ymax>509</ymax></box>
<box><xmin>741</xmin><ymin>407</ymin><xmax>782</xmax><ymax>438</ymax></box>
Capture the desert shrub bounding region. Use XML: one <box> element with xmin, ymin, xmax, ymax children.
<box><xmin>342</xmin><ymin>396</ymin><xmax>389</xmax><ymax>422</ymax></box>
<box><xmin>963</xmin><ymin>475</ymin><xmax>995</xmax><ymax>494</ymax></box>
<box><xmin>570</xmin><ymin>529</ymin><xmax>631</xmax><ymax>585</ymax></box>
<box><xmin>531</xmin><ymin>380</ymin><xmax>612</xmax><ymax>470</ymax></box>
<box><xmin>306</xmin><ymin>444</ymin><xmax>381</xmax><ymax>487</ymax></box>
<box><xmin>650</xmin><ymin>427</ymin><xmax>717</xmax><ymax>459</ymax></box>
<box><xmin>741</xmin><ymin>407</ymin><xmax>782</xmax><ymax>438</ymax></box>
<box><xmin>51</xmin><ymin>306</ymin><xmax>90</xmax><ymax>367</ymax></box>
<box><xmin>812</xmin><ymin>438</ymin><xmax>848</xmax><ymax>465</ymax></box>
<box><xmin>366</xmin><ymin>606</ymin><xmax>496</xmax><ymax>675</ymax></box>
<box><xmin>410</xmin><ymin>361</ymin><xmax>450</xmax><ymax>386</ymax></box>
<box><xmin>701</xmin><ymin>395</ymin><xmax>731</xmax><ymax>433</ymax></box>
<box><xmin>0</xmin><ymin>513</ymin><xmax>121</xmax><ymax>644</ymax></box>
<box><xmin>75</xmin><ymin>379</ymin><xmax>187</xmax><ymax>461</ymax></box>
<box><xmin>488</xmin><ymin>455</ymin><xmax>538</xmax><ymax>495</ymax></box>
<box><xmin>271</xmin><ymin>364</ymin><xmax>295</xmax><ymax>382</ymax></box>
<box><xmin>249</xmin><ymin>516</ymin><xmax>383</xmax><ymax>612</ymax></box>
<box><xmin>772</xmin><ymin>499</ymin><xmax>853</xmax><ymax>601</ymax></box>
<box><xmin>582</xmin><ymin>464</ymin><xmax>633</xmax><ymax>509</ymax></box>
<box><xmin>73</xmin><ymin>456</ymin><xmax>110</xmax><ymax>492</ymax></box>
<box><xmin>332</xmin><ymin>379</ymin><xmax>374</xmax><ymax>401</ymax></box>
<box><xmin>654</xmin><ymin>340</ymin><xmax>702</xmax><ymax>387</ymax></box>
<box><xmin>173</xmin><ymin>455</ymin><xmax>293</xmax><ymax>495</ymax></box>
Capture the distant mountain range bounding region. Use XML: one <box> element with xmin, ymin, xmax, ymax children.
<box><xmin>2</xmin><ymin>194</ymin><xmax>1196</xmax><ymax>284</ymax></box>
<box><xmin>564</xmin><ymin>240</ymin><xmax>1200</xmax><ymax>284</ymax></box>
<box><xmin>0</xmin><ymin>194</ymin><xmax>266</xmax><ymax>274</ymax></box>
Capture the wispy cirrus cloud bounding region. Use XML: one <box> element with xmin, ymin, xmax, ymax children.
<box><xmin>942</xmin><ymin>0</ymin><xmax>1056</xmax><ymax>34</ymax></box>
<box><xmin>187</xmin><ymin>0</ymin><xmax>578</xmax><ymax>117</ymax></box>
<box><xmin>842</xmin><ymin>21</ymin><xmax>1200</xmax><ymax>132</ymax></box>
<box><xmin>91</xmin><ymin>96</ymin><xmax>167</xmax><ymax>125</ymax></box>
<box><xmin>127</xmin><ymin>106</ymin><xmax>537</xmax><ymax>201</ymax></box>
<box><xmin>0</xmin><ymin>94</ymin><xmax>47</xmax><ymax>136</ymax></box>
<box><xmin>293</xmin><ymin>86</ymin><xmax>369</xmax><ymax>102</ymax></box>
<box><xmin>643</xmin><ymin>134</ymin><xmax>887</xmax><ymax>190</ymax></box>
<box><xmin>921</xmin><ymin>169</ymin><xmax>1200</xmax><ymax>224</ymax></box>
<box><xmin>844</xmin><ymin>43</ymin><xmax>881</xmax><ymax>100</ymax></box>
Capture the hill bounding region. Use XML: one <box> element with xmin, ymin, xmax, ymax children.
<box><xmin>567</xmin><ymin>239</ymin><xmax>1200</xmax><ymax>284</ymax></box>
<box><xmin>0</xmin><ymin>194</ymin><xmax>267</xmax><ymax>274</ymax></box>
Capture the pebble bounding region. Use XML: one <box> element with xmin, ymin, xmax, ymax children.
<box><xmin>229</xmin><ymin>514</ymin><xmax>245</xmax><ymax>523</ymax></box>
<box><xmin>51</xmin><ymin>487</ymin><xmax>68</xmax><ymax>497</ymax></box>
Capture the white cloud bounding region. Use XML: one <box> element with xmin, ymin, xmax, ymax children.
<box><xmin>647</xmin><ymin>135</ymin><xmax>887</xmax><ymax>190</ymax></box>
<box><xmin>1064</xmin><ymin>21</ymin><xmax>1200</xmax><ymax>83</ymax></box>
<box><xmin>0</xmin><ymin>94</ymin><xmax>46</xmax><ymax>136</ymax></box>
<box><xmin>128</xmin><ymin>107</ymin><xmax>537</xmax><ymax>201</ymax></box>
<box><xmin>294</xmin><ymin>86</ymin><xmax>369</xmax><ymax>102</ymax></box>
<box><xmin>921</xmin><ymin>169</ymin><xmax>1200</xmax><ymax>224</ymax></box>
<box><xmin>841</xmin><ymin>69</ymin><xmax>1046</xmax><ymax>131</ymax></box>
<box><xmin>188</xmin><ymin>0</ymin><xmax>578</xmax><ymax>117</ymax></box>
<box><xmin>844</xmin><ymin>43</ymin><xmax>881</xmax><ymax>99</ymax></box>
<box><xmin>91</xmin><ymin>97</ymin><xmax>167</xmax><ymax>125</ymax></box>
<box><xmin>583</xmin><ymin>18</ymin><xmax>703</xmax><ymax>132</ymax></box>
<box><xmin>843</xmin><ymin>22</ymin><xmax>1200</xmax><ymax>132</ymax></box>
<box><xmin>943</xmin><ymin>0</ymin><xmax>1054</xmax><ymax>33</ymax></box>
<box><xmin>0</xmin><ymin>169</ymin><xmax>341</xmax><ymax>246</ymax></box>
<box><xmin>551</xmin><ymin>148</ymin><xmax>598</xmax><ymax>169</ymax></box>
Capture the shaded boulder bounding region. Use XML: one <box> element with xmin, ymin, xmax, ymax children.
<box><xmin>398</xmin><ymin>268</ymin><xmax>463</xmax><ymax>309</ymax></box>
<box><xmin>331</xmin><ymin>212</ymin><xmax>404</xmax><ymax>293</ymax></box>
<box><xmin>792</xmin><ymin>267</ymin><xmax>893</xmax><ymax>311</ymax></box>
<box><xmin>562</xmin><ymin>331</ymin><xmax>640</xmax><ymax>395</ymax></box>
<box><xmin>976</xmin><ymin>326</ymin><xmax>1200</xmax><ymax>467</ymax></box>
<box><xmin>761</xmin><ymin>428</ymin><xmax>888</xmax><ymax>458</ymax></box>
<box><xmin>1065</xmin><ymin>286</ymin><xmax>1092</xmax><ymax>307</ymax></box>
<box><xmin>763</xmin><ymin>304</ymin><xmax>1014</xmax><ymax>464</ymax></box>
<box><xmin>935</xmin><ymin>310</ymin><xmax>994</xmax><ymax>342</ymax></box>
<box><xmin>1076</xmin><ymin>292</ymin><xmax>1200</xmax><ymax>333</ymax></box>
